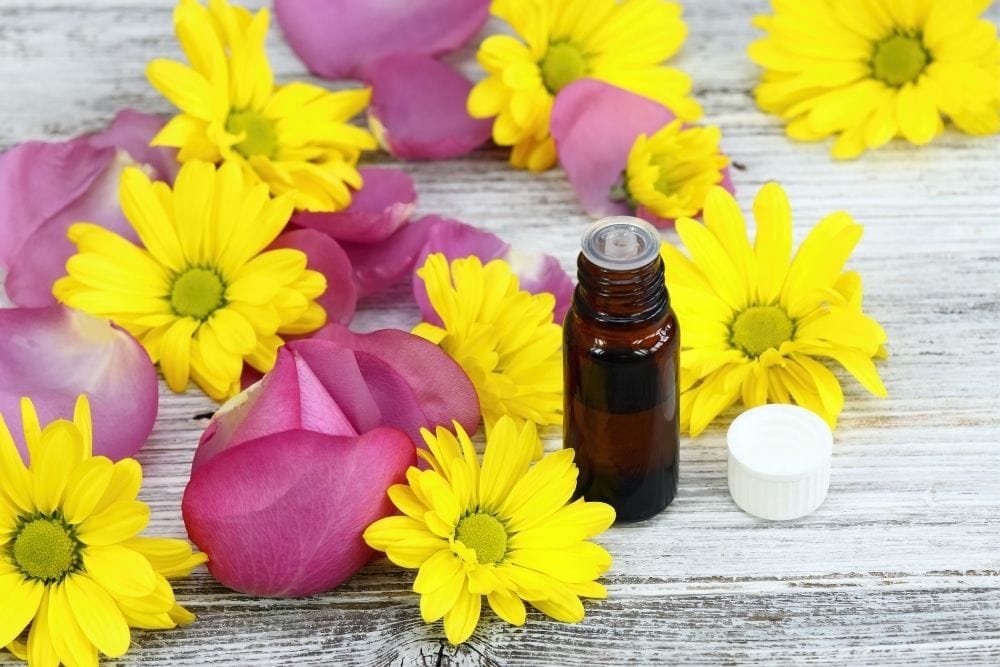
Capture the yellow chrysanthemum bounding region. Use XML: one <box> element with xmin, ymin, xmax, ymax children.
<box><xmin>1</xmin><ymin>396</ymin><xmax>206</xmax><ymax>666</ymax></box>
<box><xmin>147</xmin><ymin>0</ymin><xmax>376</xmax><ymax>211</ymax></box>
<box><xmin>468</xmin><ymin>0</ymin><xmax>702</xmax><ymax>171</ymax></box>
<box><xmin>624</xmin><ymin>120</ymin><xmax>730</xmax><ymax>219</ymax></box>
<box><xmin>749</xmin><ymin>0</ymin><xmax>1000</xmax><ymax>158</ymax></box>
<box><xmin>364</xmin><ymin>417</ymin><xmax>615</xmax><ymax>645</ymax></box>
<box><xmin>413</xmin><ymin>254</ymin><xmax>562</xmax><ymax>435</ymax></box>
<box><xmin>663</xmin><ymin>183</ymin><xmax>889</xmax><ymax>436</ymax></box>
<box><xmin>53</xmin><ymin>160</ymin><xmax>327</xmax><ymax>401</ymax></box>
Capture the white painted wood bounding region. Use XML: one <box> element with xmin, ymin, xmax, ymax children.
<box><xmin>1</xmin><ymin>0</ymin><xmax>999</xmax><ymax>664</ymax></box>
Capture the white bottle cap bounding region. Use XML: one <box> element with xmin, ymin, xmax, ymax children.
<box><xmin>726</xmin><ymin>404</ymin><xmax>833</xmax><ymax>520</ymax></box>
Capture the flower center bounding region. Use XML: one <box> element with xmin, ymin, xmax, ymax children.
<box><xmin>455</xmin><ymin>512</ymin><xmax>508</xmax><ymax>564</ymax></box>
<box><xmin>539</xmin><ymin>41</ymin><xmax>587</xmax><ymax>94</ymax></box>
<box><xmin>731</xmin><ymin>305</ymin><xmax>794</xmax><ymax>357</ymax></box>
<box><xmin>12</xmin><ymin>515</ymin><xmax>82</xmax><ymax>583</ymax></box>
<box><xmin>871</xmin><ymin>34</ymin><xmax>929</xmax><ymax>87</ymax></box>
<box><xmin>170</xmin><ymin>267</ymin><xmax>226</xmax><ymax>320</ymax></box>
<box><xmin>226</xmin><ymin>108</ymin><xmax>278</xmax><ymax>159</ymax></box>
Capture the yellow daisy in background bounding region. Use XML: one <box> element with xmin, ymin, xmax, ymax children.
<box><xmin>468</xmin><ymin>0</ymin><xmax>702</xmax><ymax>171</ymax></box>
<box><xmin>749</xmin><ymin>0</ymin><xmax>1000</xmax><ymax>158</ymax></box>
<box><xmin>662</xmin><ymin>183</ymin><xmax>888</xmax><ymax>436</ymax></box>
<box><xmin>148</xmin><ymin>0</ymin><xmax>376</xmax><ymax>211</ymax></box>
<box><xmin>624</xmin><ymin>120</ymin><xmax>730</xmax><ymax>219</ymax></box>
<box><xmin>54</xmin><ymin>161</ymin><xmax>327</xmax><ymax>401</ymax></box>
<box><xmin>364</xmin><ymin>417</ymin><xmax>615</xmax><ymax>645</ymax></box>
<box><xmin>1</xmin><ymin>396</ymin><xmax>206</xmax><ymax>665</ymax></box>
<box><xmin>413</xmin><ymin>254</ymin><xmax>562</xmax><ymax>437</ymax></box>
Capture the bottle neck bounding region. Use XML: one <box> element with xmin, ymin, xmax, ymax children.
<box><xmin>573</xmin><ymin>254</ymin><xmax>669</xmax><ymax>326</ymax></box>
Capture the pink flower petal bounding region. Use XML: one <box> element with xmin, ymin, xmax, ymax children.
<box><xmin>1</xmin><ymin>110</ymin><xmax>175</xmax><ymax>307</ymax></box>
<box><xmin>300</xmin><ymin>328</ymin><xmax>480</xmax><ymax>441</ymax></box>
<box><xmin>0</xmin><ymin>306</ymin><xmax>158</xmax><ymax>463</ymax></box>
<box><xmin>551</xmin><ymin>79</ymin><xmax>675</xmax><ymax>219</ymax></box>
<box><xmin>291</xmin><ymin>167</ymin><xmax>416</xmax><ymax>244</ymax></box>
<box><xmin>274</xmin><ymin>0</ymin><xmax>490</xmax><ymax>81</ymax></box>
<box><xmin>340</xmin><ymin>215</ymin><xmax>442</xmax><ymax>297</ymax></box>
<box><xmin>183</xmin><ymin>427</ymin><xmax>415</xmax><ymax>597</ymax></box>
<box><xmin>269</xmin><ymin>229</ymin><xmax>358</xmax><ymax>326</ymax></box>
<box><xmin>193</xmin><ymin>346</ymin><xmax>361</xmax><ymax>470</ymax></box>
<box><xmin>368</xmin><ymin>54</ymin><xmax>492</xmax><ymax>160</ymax></box>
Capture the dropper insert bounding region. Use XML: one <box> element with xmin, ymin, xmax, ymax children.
<box><xmin>581</xmin><ymin>216</ymin><xmax>661</xmax><ymax>271</ymax></box>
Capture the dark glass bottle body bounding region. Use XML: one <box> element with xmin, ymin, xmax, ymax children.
<box><xmin>563</xmin><ymin>254</ymin><xmax>680</xmax><ymax>522</ymax></box>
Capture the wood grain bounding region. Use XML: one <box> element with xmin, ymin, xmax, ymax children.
<box><xmin>1</xmin><ymin>0</ymin><xmax>999</xmax><ymax>664</ymax></box>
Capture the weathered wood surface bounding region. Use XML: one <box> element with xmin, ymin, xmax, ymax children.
<box><xmin>2</xmin><ymin>0</ymin><xmax>999</xmax><ymax>664</ymax></box>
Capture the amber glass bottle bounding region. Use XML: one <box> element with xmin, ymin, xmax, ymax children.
<box><xmin>563</xmin><ymin>217</ymin><xmax>680</xmax><ymax>522</ymax></box>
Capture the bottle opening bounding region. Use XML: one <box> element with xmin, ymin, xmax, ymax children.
<box><xmin>581</xmin><ymin>216</ymin><xmax>661</xmax><ymax>271</ymax></box>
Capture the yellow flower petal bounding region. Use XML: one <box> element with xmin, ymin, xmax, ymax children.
<box><xmin>0</xmin><ymin>573</ymin><xmax>43</xmax><ymax>648</ymax></box>
<box><xmin>487</xmin><ymin>587</ymin><xmax>527</xmax><ymax>626</ymax></box>
<box><xmin>47</xmin><ymin>582</ymin><xmax>98</xmax><ymax>667</ymax></box>
<box><xmin>62</xmin><ymin>456</ymin><xmax>114</xmax><ymax>525</ymax></box>
<box><xmin>83</xmin><ymin>545</ymin><xmax>158</xmax><ymax>599</ymax></box>
<box><xmin>77</xmin><ymin>501</ymin><xmax>150</xmax><ymax>546</ymax></box>
<box><xmin>442</xmin><ymin>584</ymin><xmax>481</xmax><ymax>645</ymax></box>
<box><xmin>64</xmin><ymin>574</ymin><xmax>132</xmax><ymax>658</ymax></box>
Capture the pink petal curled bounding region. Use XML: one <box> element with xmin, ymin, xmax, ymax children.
<box><xmin>1</xmin><ymin>110</ymin><xmax>175</xmax><ymax>307</ymax></box>
<box><xmin>300</xmin><ymin>328</ymin><xmax>480</xmax><ymax>440</ymax></box>
<box><xmin>269</xmin><ymin>229</ymin><xmax>358</xmax><ymax>326</ymax></box>
<box><xmin>193</xmin><ymin>345</ymin><xmax>362</xmax><ymax>470</ymax></box>
<box><xmin>340</xmin><ymin>215</ymin><xmax>443</xmax><ymax>297</ymax></box>
<box><xmin>183</xmin><ymin>427</ymin><xmax>415</xmax><ymax>597</ymax></box>
<box><xmin>274</xmin><ymin>0</ymin><xmax>490</xmax><ymax>81</ymax></box>
<box><xmin>291</xmin><ymin>167</ymin><xmax>416</xmax><ymax>244</ymax></box>
<box><xmin>367</xmin><ymin>54</ymin><xmax>492</xmax><ymax>160</ymax></box>
<box><xmin>0</xmin><ymin>306</ymin><xmax>158</xmax><ymax>462</ymax></box>
<box><xmin>551</xmin><ymin>79</ymin><xmax>675</xmax><ymax>219</ymax></box>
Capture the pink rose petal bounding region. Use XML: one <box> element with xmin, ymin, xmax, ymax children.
<box><xmin>1</xmin><ymin>110</ymin><xmax>175</xmax><ymax>306</ymax></box>
<box><xmin>340</xmin><ymin>215</ymin><xmax>442</xmax><ymax>297</ymax></box>
<box><xmin>193</xmin><ymin>346</ymin><xmax>361</xmax><ymax>470</ymax></box>
<box><xmin>269</xmin><ymin>228</ymin><xmax>358</xmax><ymax>326</ymax></box>
<box><xmin>301</xmin><ymin>327</ymin><xmax>480</xmax><ymax>440</ymax></box>
<box><xmin>274</xmin><ymin>0</ymin><xmax>490</xmax><ymax>81</ymax></box>
<box><xmin>0</xmin><ymin>306</ymin><xmax>158</xmax><ymax>463</ymax></box>
<box><xmin>367</xmin><ymin>54</ymin><xmax>491</xmax><ymax>160</ymax></box>
<box><xmin>551</xmin><ymin>79</ymin><xmax>675</xmax><ymax>219</ymax></box>
<box><xmin>183</xmin><ymin>427</ymin><xmax>415</xmax><ymax>597</ymax></box>
<box><xmin>291</xmin><ymin>167</ymin><xmax>416</xmax><ymax>244</ymax></box>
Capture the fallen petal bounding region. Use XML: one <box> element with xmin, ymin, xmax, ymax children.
<box><xmin>551</xmin><ymin>79</ymin><xmax>675</xmax><ymax>219</ymax></box>
<box><xmin>269</xmin><ymin>229</ymin><xmax>358</xmax><ymax>326</ymax></box>
<box><xmin>0</xmin><ymin>306</ymin><xmax>158</xmax><ymax>462</ymax></box>
<box><xmin>1</xmin><ymin>110</ymin><xmax>176</xmax><ymax>307</ymax></box>
<box><xmin>291</xmin><ymin>167</ymin><xmax>416</xmax><ymax>244</ymax></box>
<box><xmin>275</xmin><ymin>0</ymin><xmax>490</xmax><ymax>81</ymax></box>
<box><xmin>183</xmin><ymin>427</ymin><xmax>415</xmax><ymax>597</ymax></box>
<box><xmin>368</xmin><ymin>54</ymin><xmax>491</xmax><ymax>160</ymax></box>
<box><xmin>193</xmin><ymin>345</ymin><xmax>362</xmax><ymax>470</ymax></box>
<box><xmin>298</xmin><ymin>329</ymin><xmax>480</xmax><ymax>441</ymax></box>
<box><xmin>341</xmin><ymin>215</ymin><xmax>442</xmax><ymax>297</ymax></box>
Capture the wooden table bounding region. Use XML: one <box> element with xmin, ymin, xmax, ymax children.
<box><xmin>2</xmin><ymin>0</ymin><xmax>999</xmax><ymax>664</ymax></box>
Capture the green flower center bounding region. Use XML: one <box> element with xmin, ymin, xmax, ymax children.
<box><xmin>731</xmin><ymin>305</ymin><xmax>795</xmax><ymax>357</ymax></box>
<box><xmin>539</xmin><ymin>41</ymin><xmax>588</xmax><ymax>94</ymax></box>
<box><xmin>170</xmin><ymin>267</ymin><xmax>226</xmax><ymax>320</ymax></box>
<box><xmin>12</xmin><ymin>515</ymin><xmax>82</xmax><ymax>583</ymax></box>
<box><xmin>872</xmin><ymin>34</ymin><xmax>929</xmax><ymax>87</ymax></box>
<box><xmin>226</xmin><ymin>108</ymin><xmax>279</xmax><ymax>159</ymax></box>
<box><xmin>455</xmin><ymin>513</ymin><xmax>508</xmax><ymax>564</ymax></box>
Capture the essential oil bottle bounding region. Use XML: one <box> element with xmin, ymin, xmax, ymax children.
<box><xmin>563</xmin><ymin>216</ymin><xmax>680</xmax><ymax>522</ymax></box>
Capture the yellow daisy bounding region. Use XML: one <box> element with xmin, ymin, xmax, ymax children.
<box><xmin>662</xmin><ymin>183</ymin><xmax>888</xmax><ymax>436</ymax></box>
<box><xmin>1</xmin><ymin>395</ymin><xmax>206</xmax><ymax>665</ymax></box>
<box><xmin>749</xmin><ymin>0</ymin><xmax>1000</xmax><ymax>158</ymax></box>
<box><xmin>468</xmin><ymin>0</ymin><xmax>702</xmax><ymax>171</ymax></box>
<box><xmin>147</xmin><ymin>0</ymin><xmax>376</xmax><ymax>211</ymax></box>
<box><xmin>53</xmin><ymin>160</ymin><xmax>327</xmax><ymax>401</ymax></box>
<box><xmin>364</xmin><ymin>417</ymin><xmax>615</xmax><ymax>645</ymax></box>
<box><xmin>624</xmin><ymin>120</ymin><xmax>730</xmax><ymax>219</ymax></box>
<box><xmin>413</xmin><ymin>254</ymin><xmax>562</xmax><ymax>436</ymax></box>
